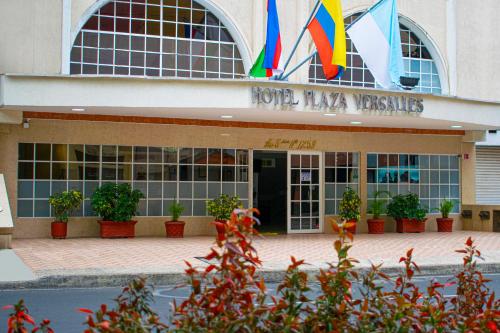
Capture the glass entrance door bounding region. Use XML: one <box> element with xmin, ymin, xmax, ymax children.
<box><xmin>288</xmin><ymin>152</ymin><xmax>323</xmax><ymax>233</ymax></box>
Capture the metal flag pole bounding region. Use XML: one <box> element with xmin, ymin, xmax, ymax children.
<box><xmin>281</xmin><ymin>51</ymin><xmax>317</xmax><ymax>81</ymax></box>
<box><xmin>277</xmin><ymin>0</ymin><xmax>386</xmax><ymax>81</ymax></box>
<box><xmin>276</xmin><ymin>0</ymin><xmax>322</xmax><ymax>80</ymax></box>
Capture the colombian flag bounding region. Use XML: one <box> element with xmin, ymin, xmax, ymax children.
<box><xmin>308</xmin><ymin>0</ymin><xmax>346</xmax><ymax>80</ymax></box>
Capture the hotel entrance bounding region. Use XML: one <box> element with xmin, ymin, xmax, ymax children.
<box><xmin>253</xmin><ymin>150</ymin><xmax>323</xmax><ymax>234</ymax></box>
<box><xmin>253</xmin><ymin>151</ymin><xmax>287</xmax><ymax>233</ymax></box>
<box><xmin>288</xmin><ymin>152</ymin><xmax>323</xmax><ymax>233</ymax></box>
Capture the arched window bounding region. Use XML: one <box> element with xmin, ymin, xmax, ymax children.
<box><xmin>70</xmin><ymin>0</ymin><xmax>246</xmax><ymax>79</ymax></box>
<box><xmin>309</xmin><ymin>14</ymin><xmax>442</xmax><ymax>94</ymax></box>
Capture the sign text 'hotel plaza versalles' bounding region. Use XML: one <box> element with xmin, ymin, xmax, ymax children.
<box><xmin>251</xmin><ymin>87</ymin><xmax>425</xmax><ymax>113</ymax></box>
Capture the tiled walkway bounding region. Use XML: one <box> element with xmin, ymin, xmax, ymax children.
<box><xmin>11</xmin><ymin>232</ymin><xmax>500</xmax><ymax>277</ymax></box>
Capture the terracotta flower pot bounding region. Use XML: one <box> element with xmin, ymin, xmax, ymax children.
<box><xmin>367</xmin><ymin>218</ymin><xmax>385</xmax><ymax>234</ymax></box>
<box><xmin>98</xmin><ymin>220</ymin><xmax>137</xmax><ymax>238</ymax></box>
<box><xmin>165</xmin><ymin>221</ymin><xmax>185</xmax><ymax>238</ymax></box>
<box><xmin>213</xmin><ymin>220</ymin><xmax>227</xmax><ymax>240</ymax></box>
<box><xmin>345</xmin><ymin>219</ymin><xmax>357</xmax><ymax>234</ymax></box>
<box><xmin>396</xmin><ymin>218</ymin><xmax>426</xmax><ymax>233</ymax></box>
<box><xmin>51</xmin><ymin>221</ymin><xmax>67</xmax><ymax>239</ymax></box>
<box><xmin>436</xmin><ymin>218</ymin><xmax>454</xmax><ymax>232</ymax></box>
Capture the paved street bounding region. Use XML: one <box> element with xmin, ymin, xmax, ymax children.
<box><xmin>1</xmin><ymin>274</ymin><xmax>500</xmax><ymax>333</ymax></box>
<box><xmin>9</xmin><ymin>231</ymin><xmax>500</xmax><ymax>280</ymax></box>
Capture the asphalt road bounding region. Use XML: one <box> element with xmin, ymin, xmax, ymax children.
<box><xmin>1</xmin><ymin>274</ymin><xmax>499</xmax><ymax>333</ymax></box>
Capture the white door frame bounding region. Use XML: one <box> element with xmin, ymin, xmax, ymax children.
<box><xmin>287</xmin><ymin>151</ymin><xmax>324</xmax><ymax>234</ymax></box>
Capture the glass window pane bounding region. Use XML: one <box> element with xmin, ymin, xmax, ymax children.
<box><xmin>19</xmin><ymin>143</ymin><xmax>34</xmax><ymax>160</ymax></box>
<box><xmin>164</xmin><ymin>165</ymin><xmax>177</xmax><ymax>181</ymax></box>
<box><xmin>52</xmin><ymin>162</ymin><xmax>68</xmax><ymax>180</ymax></box>
<box><xmin>180</xmin><ymin>165</ymin><xmax>192</xmax><ymax>181</ymax></box>
<box><xmin>163</xmin><ymin>148</ymin><xmax>177</xmax><ymax>163</ymax></box>
<box><xmin>194</xmin><ymin>148</ymin><xmax>207</xmax><ymax>164</ymax></box>
<box><xmin>85</xmin><ymin>145</ymin><xmax>100</xmax><ymax>162</ymax></box>
<box><xmin>17</xmin><ymin>200</ymin><xmax>33</xmax><ymax>217</ymax></box>
<box><xmin>180</xmin><ymin>148</ymin><xmax>193</xmax><ymax>164</ymax></box>
<box><xmin>102</xmin><ymin>146</ymin><xmax>117</xmax><ymax>163</ymax></box>
<box><xmin>18</xmin><ymin>162</ymin><xmax>34</xmax><ymax>179</ymax></box>
<box><xmin>36</xmin><ymin>144</ymin><xmax>51</xmax><ymax>161</ymax></box>
<box><xmin>134</xmin><ymin>146</ymin><xmax>148</xmax><ymax>163</ymax></box>
<box><xmin>35</xmin><ymin>162</ymin><xmax>51</xmax><ymax>180</ymax></box>
<box><xmin>163</xmin><ymin>182</ymin><xmax>177</xmax><ymax>198</ymax></box>
<box><xmin>118</xmin><ymin>146</ymin><xmax>133</xmax><ymax>163</ymax></box>
<box><xmin>69</xmin><ymin>145</ymin><xmax>84</xmax><ymax>162</ymax></box>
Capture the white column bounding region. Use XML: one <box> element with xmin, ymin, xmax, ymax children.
<box><xmin>61</xmin><ymin>0</ymin><xmax>72</xmax><ymax>75</ymax></box>
<box><xmin>252</xmin><ymin>0</ymin><xmax>265</xmax><ymax>59</ymax></box>
<box><xmin>446</xmin><ymin>0</ymin><xmax>457</xmax><ymax>96</ymax></box>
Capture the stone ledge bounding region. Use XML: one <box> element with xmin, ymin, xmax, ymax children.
<box><xmin>1</xmin><ymin>262</ymin><xmax>500</xmax><ymax>290</ymax></box>
<box><xmin>0</xmin><ymin>234</ymin><xmax>12</xmax><ymax>249</ymax></box>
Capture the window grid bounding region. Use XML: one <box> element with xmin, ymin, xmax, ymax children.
<box><xmin>17</xmin><ymin>143</ymin><xmax>249</xmax><ymax>218</ymax></box>
<box><xmin>70</xmin><ymin>0</ymin><xmax>245</xmax><ymax>79</ymax></box>
<box><xmin>324</xmin><ymin>152</ymin><xmax>360</xmax><ymax>216</ymax></box>
<box><xmin>366</xmin><ymin>153</ymin><xmax>460</xmax><ymax>214</ymax></box>
<box><xmin>309</xmin><ymin>14</ymin><xmax>442</xmax><ymax>94</ymax></box>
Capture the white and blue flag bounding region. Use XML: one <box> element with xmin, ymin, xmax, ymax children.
<box><xmin>347</xmin><ymin>0</ymin><xmax>404</xmax><ymax>89</ymax></box>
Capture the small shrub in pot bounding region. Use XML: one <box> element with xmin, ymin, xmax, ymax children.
<box><xmin>339</xmin><ymin>187</ymin><xmax>361</xmax><ymax>233</ymax></box>
<box><xmin>91</xmin><ymin>183</ymin><xmax>144</xmax><ymax>238</ymax></box>
<box><xmin>206</xmin><ymin>194</ymin><xmax>241</xmax><ymax>240</ymax></box>
<box><xmin>165</xmin><ymin>201</ymin><xmax>185</xmax><ymax>238</ymax></box>
<box><xmin>367</xmin><ymin>190</ymin><xmax>390</xmax><ymax>234</ymax></box>
<box><xmin>434</xmin><ymin>198</ymin><xmax>456</xmax><ymax>232</ymax></box>
<box><xmin>387</xmin><ymin>193</ymin><xmax>428</xmax><ymax>233</ymax></box>
<box><xmin>48</xmin><ymin>190</ymin><xmax>83</xmax><ymax>239</ymax></box>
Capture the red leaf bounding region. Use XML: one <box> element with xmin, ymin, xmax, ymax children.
<box><xmin>2</xmin><ymin>305</ymin><xmax>13</xmax><ymax>310</ymax></box>
<box><xmin>399</xmin><ymin>257</ymin><xmax>406</xmax><ymax>263</ymax></box>
<box><xmin>22</xmin><ymin>313</ymin><xmax>36</xmax><ymax>325</ymax></box>
<box><xmin>205</xmin><ymin>250</ymin><xmax>218</xmax><ymax>261</ymax></box>
<box><xmin>466</xmin><ymin>237</ymin><xmax>473</xmax><ymax>247</ymax></box>
<box><xmin>487</xmin><ymin>321</ymin><xmax>497</xmax><ymax>332</ymax></box>
<box><xmin>205</xmin><ymin>265</ymin><xmax>216</xmax><ymax>273</ymax></box>
<box><xmin>78</xmin><ymin>308</ymin><xmax>94</xmax><ymax>314</ymax></box>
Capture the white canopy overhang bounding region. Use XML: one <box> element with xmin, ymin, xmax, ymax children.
<box><xmin>1</xmin><ymin>74</ymin><xmax>499</xmax><ymax>131</ymax></box>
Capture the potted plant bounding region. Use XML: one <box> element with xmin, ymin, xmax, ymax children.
<box><xmin>165</xmin><ymin>201</ymin><xmax>185</xmax><ymax>238</ymax></box>
<box><xmin>91</xmin><ymin>183</ymin><xmax>144</xmax><ymax>238</ymax></box>
<box><xmin>434</xmin><ymin>199</ymin><xmax>456</xmax><ymax>232</ymax></box>
<box><xmin>206</xmin><ymin>194</ymin><xmax>241</xmax><ymax>240</ymax></box>
<box><xmin>48</xmin><ymin>190</ymin><xmax>83</xmax><ymax>239</ymax></box>
<box><xmin>387</xmin><ymin>193</ymin><xmax>428</xmax><ymax>233</ymax></box>
<box><xmin>367</xmin><ymin>191</ymin><xmax>390</xmax><ymax>234</ymax></box>
<box><xmin>339</xmin><ymin>187</ymin><xmax>361</xmax><ymax>234</ymax></box>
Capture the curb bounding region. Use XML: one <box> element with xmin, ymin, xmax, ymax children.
<box><xmin>2</xmin><ymin>263</ymin><xmax>500</xmax><ymax>290</ymax></box>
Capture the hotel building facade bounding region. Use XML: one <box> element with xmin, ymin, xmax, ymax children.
<box><xmin>1</xmin><ymin>0</ymin><xmax>500</xmax><ymax>240</ymax></box>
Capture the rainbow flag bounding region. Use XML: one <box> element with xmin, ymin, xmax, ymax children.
<box><xmin>307</xmin><ymin>0</ymin><xmax>346</xmax><ymax>80</ymax></box>
<box><xmin>250</xmin><ymin>0</ymin><xmax>282</xmax><ymax>78</ymax></box>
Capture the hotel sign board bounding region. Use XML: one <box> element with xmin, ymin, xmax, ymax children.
<box><xmin>251</xmin><ymin>87</ymin><xmax>424</xmax><ymax>113</ymax></box>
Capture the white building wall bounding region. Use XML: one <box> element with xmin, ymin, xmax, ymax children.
<box><xmin>0</xmin><ymin>0</ymin><xmax>499</xmax><ymax>103</ymax></box>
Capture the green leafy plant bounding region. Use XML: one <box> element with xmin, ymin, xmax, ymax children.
<box><xmin>48</xmin><ymin>190</ymin><xmax>83</xmax><ymax>223</ymax></box>
<box><xmin>168</xmin><ymin>201</ymin><xmax>184</xmax><ymax>222</ymax></box>
<box><xmin>206</xmin><ymin>194</ymin><xmax>241</xmax><ymax>221</ymax></box>
<box><xmin>367</xmin><ymin>190</ymin><xmax>391</xmax><ymax>219</ymax></box>
<box><xmin>387</xmin><ymin>193</ymin><xmax>428</xmax><ymax>222</ymax></box>
<box><xmin>339</xmin><ymin>187</ymin><xmax>361</xmax><ymax>222</ymax></box>
<box><xmin>4</xmin><ymin>214</ymin><xmax>500</xmax><ymax>332</ymax></box>
<box><xmin>80</xmin><ymin>278</ymin><xmax>167</xmax><ymax>332</ymax></box>
<box><xmin>91</xmin><ymin>183</ymin><xmax>144</xmax><ymax>222</ymax></box>
<box><xmin>434</xmin><ymin>198</ymin><xmax>456</xmax><ymax>218</ymax></box>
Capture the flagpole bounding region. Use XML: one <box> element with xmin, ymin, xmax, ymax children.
<box><xmin>277</xmin><ymin>0</ymin><xmax>387</xmax><ymax>81</ymax></box>
<box><xmin>280</xmin><ymin>51</ymin><xmax>317</xmax><ymax>81</ymax></box>
<box><xmin>276</xmin><ymin>0</ymin><xmax>322</xmax><ymax>80</ymax></box>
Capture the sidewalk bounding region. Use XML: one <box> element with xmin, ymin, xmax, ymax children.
<box><xmin>2</xmin><ymin>231</ymin><xmax>500</xmax><ymax>289</ymax></box>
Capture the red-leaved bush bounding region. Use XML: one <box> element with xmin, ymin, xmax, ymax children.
<box><xmin>4</xmin><ymin>209</ymin><xmax>500</xmax><ymax>332</ymax></box>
